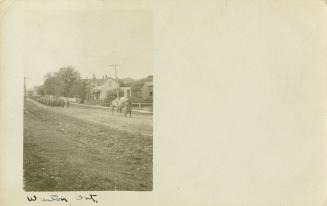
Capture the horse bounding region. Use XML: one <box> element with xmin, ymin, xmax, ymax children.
<box><xmin>111</xmin><ymin>97</ymin><xmax>129</xmax><ymax>114</ymax></box>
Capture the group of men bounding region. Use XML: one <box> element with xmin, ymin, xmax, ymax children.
<box><xmin>32</xmin><ymin>95</ymin><xmax>132</xmax><ymax>117</ymax></box>
<box><xmin>32</xmin><ymin>96</ymin><xmax>70</xmax><ymax>108</ymax></box>
<box><xmin>111</xmin><ymin>101</ymin><xmax>132</xmax><ymax>117</ymax></box>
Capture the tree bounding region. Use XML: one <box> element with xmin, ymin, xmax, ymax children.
<box><xmin>57</xmin><ymin>66</ymin><xmax>81</xmax><ymax>97</ymax></box>
<box><xmin>106</xmin><ymin>89</ymin><xmax>123</xmax><ymax>103</ymax></box>
<box><xmin>34</xmin><ymin>85</ymin><xmax>45</xmax><ymax>96</ymax></box>
<box><xmin>41</xmin><ymin>66</ymin><xmax>81</xmax><ymax>97</ymax></box>
<box><xmin>73</xmin><ymin>79</ymin><xmax>91</xmax><ymax>103</ymax></box>
<box><xmin>43</xmin><ymin>73</ymin><xmax>62</xmax><ymax>96</ymax></box>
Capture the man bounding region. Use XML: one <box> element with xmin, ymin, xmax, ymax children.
<box><xmin>124</xmin><ymin>101</ymin><xmax>132</xmax><ymax>117</ymax></box>
<box><xmin>65</xmin><ymin>98</ymin><xmax>70</xmax><ymax>108</ymax></box>
<box><xmin>111</xmin><ymin>103</ymin><xmax>115</xmax><ymax>115</ymax></box>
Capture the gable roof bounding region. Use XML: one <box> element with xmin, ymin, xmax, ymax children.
<box><xmin>89</xmin><ymin>77</ymin><xmax>117</xmax><ymax>87</ymax></box>
<box><xmin>144</xmin><ymin>81</ymin><xmax>153</xmax><ymax>86</ymax></box>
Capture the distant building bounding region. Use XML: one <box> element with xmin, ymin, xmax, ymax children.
<box><xmin>26</xmin><ymin>90</ymin><xmax>34</xmax><ymax>97</ymax></box>
<box><xmin>90</xmin><ymin>75</ymin><xmax>131</xmax><ymax>100</ymax></box>
<box><xmin>142</xmin><ymin>81</ymin><xmax>153</xmax><ymax>99</ymax></box>
<box><xmin>120</xmin><ymin>87</ymin><xmax>132</xmax><ymax>98</ymax></box>
<box><xmin>26</xmin><ymin>88</ymin><xmax>38</xmax><ymax>97</ymax></box>
<box><xmin>86</xmin><ymin>74</ymin><xmax>153</xmax><ymax>103</ymax></box>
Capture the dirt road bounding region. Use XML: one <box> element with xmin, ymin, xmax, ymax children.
<box><xmin>23</xmin><ymin>99</ymin><xmax>152</xmax><ymax>191</ymax></box>
<box><xmin>28</xmin><ymin>98</ymin><xmax>153</xmax><ymax>137</ymax></box>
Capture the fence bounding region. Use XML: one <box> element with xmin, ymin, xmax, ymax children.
<box><xmin>132</xmin><ymin>103</ymin><xmax>153</xmax><ymax>111</ymax></box>
<box><xmin>83</xmin><ymin>101</ymin><xmax>152</xmax><ymax>111</ymax></box>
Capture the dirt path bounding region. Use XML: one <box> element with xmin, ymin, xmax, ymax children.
<box><xmin>24</xmin><ymin>99</ymin><xmax>152</xmax><ymax>191</ymax></box>
<box><xmin>27</xmin><ymin>98</ymin><xmax>153</xmax><ymax>137</ymax></box>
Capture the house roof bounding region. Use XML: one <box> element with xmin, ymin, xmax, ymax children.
<box><xmin>90</xmin><ymin>77</ymin><xmax>116</xmax><ymax>86</ymax></box>
<box><xmin>85</xmin><ymin>75</ymin><xmax>153</xmax><ymax>91</ymax></box>
<box><xmin>144</xmin><ymin>81</ymin><xmax>153</xmax><ymax>86</ymax></box>
<box><xmin>92</xmin><ymin>86</ymin><xmax>102</xmax><ymax>91</ymax></box>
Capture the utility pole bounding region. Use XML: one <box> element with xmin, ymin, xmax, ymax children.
<box><xmin>24</xmin><ymin>76</ymin><xmax>28</xmax><ymax>98</ymax></box>
<box><xmin>110</xmin><ymin>64</ymin><xmax>120</xmax><ymax>98</ymax></box>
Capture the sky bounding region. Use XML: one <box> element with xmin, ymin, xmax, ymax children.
<box><xmin>23</xmin><ymin>10</ymin><xmax>152</xmax><ymax>88</ymax></box>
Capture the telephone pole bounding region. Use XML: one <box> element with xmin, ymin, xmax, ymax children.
<box><xmin>110</xmin><ymin>64</ymin><xmax>120</xmax><ymax>98</ymax></box>
<box><xmin>24</xmin><ymin>76</ymin><xmax>28</xmax><ymax>98</ymax></box>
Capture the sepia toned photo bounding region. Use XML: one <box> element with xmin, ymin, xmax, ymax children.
<box><xmin>1</xmin><ymin>1</ymin><xmax>327</xmax><ymax>206</ymax></box>
<box><xmin>23</xmin><ymin>10</ymin><xmax>153</xmax><ymax>191</ymax></box>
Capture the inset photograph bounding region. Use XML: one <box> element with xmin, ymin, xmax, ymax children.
<box><xmin>23</xmin><ymin>10</ymin><xmax>153</xmax><ymax>191</ymax></box>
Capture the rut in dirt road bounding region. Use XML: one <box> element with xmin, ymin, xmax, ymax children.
<box><xmin>24</xmin><ymin>100</ymin><xmax>153</xmax><ymax>191</ymax></box>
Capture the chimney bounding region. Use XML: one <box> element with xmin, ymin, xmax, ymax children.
<box><xmin>105</xmin><ymin>75</ymin><xmax>108</xmax><ymax>79</ymax></box>
<box><xmin>93</xmin><ymin>74</ymin><xmax>95</xmax><ymax>79</ymax></box>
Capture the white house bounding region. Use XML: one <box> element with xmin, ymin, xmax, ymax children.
<box><xmin>91</xmin><ymin>76</ymin><xmax>132</xmax><ymax>100</ymax></box>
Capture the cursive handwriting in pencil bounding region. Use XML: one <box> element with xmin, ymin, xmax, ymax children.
<box><xmin>26</xmin><ymin>194</ymin><xmax>98</xmax><ymax>205</ymax></box>
<box><xmin>41</xmin><ymin>195</ymin><xmax>69</xmax><ymax>202</ymax></box>
<box><xmin>76</xmin><ymin>194</ymin><xmax>98</xmax><ymax>203</ymax></box>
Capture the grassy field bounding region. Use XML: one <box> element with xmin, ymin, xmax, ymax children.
<box><xmin>23</xmin><ymin>99</ymin><xmax>152</xmax><ymax>191</ymax></box>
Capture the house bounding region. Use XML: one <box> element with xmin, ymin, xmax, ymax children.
<box><xmin>87</xmin><ymin>74</ymin><xmax>153</xmax><ymax>103</ymax></box>
<box><xmin>90</xmin><ymin>75</ymin><xmax>132</xmax><ymax>100</ymax></box>
<box><xmin>120</xmin><ymin>87</ymin><xmax>132</xmax><ymax>98</ymax></box>
<box><xmin>26</xmin><ymin>89</ymin><xmax>34</xmax><ymax>97</ymax></box>
<box><xmin>142</xmin><ymin>81</ymin><xmax>153</xmax><ymax>99</ymax></box>
<box><xmin>26</xmin><ymin>88</ymin><xmax>38</xmax><ymax>97</ymax></box>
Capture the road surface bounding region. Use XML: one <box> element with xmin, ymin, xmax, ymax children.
<box><xmin>23</xmin><ymin>98</ymin><xmax>153</xmax><ymax>191</ymax></box>
<box><xmin>29</xmin><ymin>98</ymin><xmax>153</xmax><ymax>137</ymax></box>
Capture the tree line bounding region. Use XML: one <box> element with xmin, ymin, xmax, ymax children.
<box><xmin>36</xmin><ymin>66</ymin><xmax>153</xmax><ymax>104</ymax></box>
<box><xmin>36</xmin><ymin>66</ymin><xmax>91</xmax><ymax>103</ymax></box>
